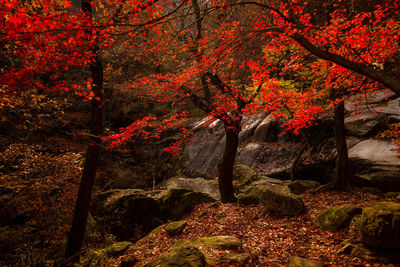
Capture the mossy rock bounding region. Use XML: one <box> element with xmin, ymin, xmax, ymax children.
<box><xmin>360</xmin><ymin>201</ymin><xmax>400</xmax><ymax>248</ymax></box>
<box><xmin>237</xmin><ymin>191</ymin><xmax>260</xmax><ymax>205</ymax></box>
<box><xmin>134</xmin><ymin>224</ymin><xmax>166</xmax><ymax>247</ymax></box>
<box><xmin>171</xmin><ymin>236</ymin><xmax>242</xmax><ymax>264</ymax></box>
<box><xmin>172</xmin><ymin>235</ymin><xmax>241</xmax><ymax>253</ymax></box>
<box><xmin>233</xmin><ymin>165</ymin><xmax>259</xmax><ymax>187</ymax></box>
<box><xmin>287</xmin><ymin>256</ymin><xmax>323</xmax><ymax>267</ymax></box>
<box><xmin>165</xmin><ymin>221</ymin><xmax>187</xmax><ymax>236</ymax></box>
<box><xmin>95</xmin><ymin>190</ymin><xmax>169</xmax><ymax>239</ymax></box>
<box><xmin>80</xmin><ymin>241</ymin><xmax>132</xmax><ymax>266</ymax></box>
<box><xmin>238</xmin><ymin>183</ymin><xmax>305</xmax><ymax>216</ymax></box>
<box><xmin>287</xmin><ymin>180</ymin><xmax>320</xmax><ymax>195</ymax></box>
<box><xmin>316</xmin><ymin>204</ymin><xmax>362</xmax><ymax>232</ymax></box>
<box><xmin>161</xmin><ymin>188</ymin><xmax>216</xmax><ymax>219</ymax></box>
<box><xmin>144</xmin><ymin>246</ymin><xmax>207</xmax><ymax>267</ymax></box>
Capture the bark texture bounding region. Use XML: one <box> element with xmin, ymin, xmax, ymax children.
<box><xmin>217</xmin><ymin>125</ymin><xmax>239</xmax><ymax>203</ymax></box>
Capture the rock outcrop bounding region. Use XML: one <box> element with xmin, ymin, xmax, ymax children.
<box><xmin>360</xmin><ymin>202</ymin><xmax>400</xmax><ymax>248</ymax></box>
<box><xmin>160</xmin><ymin>177</ymin><xmax>220</xmax><ymax>200</ymax></box>
<box><xmin>94</xmin><ymin>189</ymin><xmax>169</xmax><ymax>239</ymax></box>
<box><xmin>144</xmin><ymin>246</ymin><xmax>208</xmax><ymax>267</ymax></box>
<box><xmin>348</xmin><ymin>139</ymin><xmax>400</xmax><ymax>191</ymax></box>
<box><xmin>160</xmin><ymin>188</ymin><xmax>216</xmax><ymax>220</ymax></box>
<box><xmin>238</xmin><ymin>180</ymin><xmax>306</xmax><ymax>216</ymax></box>
<box><xmin>316</xmin><ymin>204</ymin><xmax>362</xmax><ymax>232</ymax></box>
<box><xmin>94</xmin><ymin>188</ymin><xmax>215</xmax><ymax>239</ymax></box>
<box><xmin>182</xmin><ymin>91</ymin><xmax>400</xmax><ymax>191</ymax></box>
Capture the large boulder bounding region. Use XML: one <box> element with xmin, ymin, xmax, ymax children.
<box><xmin>161</xmin><ymin>188</ymin><xmax>216</xmax><ymax>219</ymax></box>
<box><xmin>238</xmin><ymin>182</ymin><xmax>306</xmax><ymax>216</ymax></box>
<box><xmin>233</xmin><ymin>165</ymin><xmax>283</xmax><ymax>190</ymax></box>
<box><xmin>94</xmin><ymin>189</ymin><xmax>169</xmax><ymax>239</ymax></box>
<box><xmin>349</xmin><ymin>139</ymin><xmax>400</xmax><ymax>191</ymax></box>
<box><xmin>160</xmin><ymin>177</ymin><xmax>220</xmax><ymax>200</ymax></box>
<box><xmin>316</xmin><ymin>204</ymin><xmax>362</xmax><ymax>232</ymax></box>
<box><xmin>360</xmin><ymin>202</ymin><xmax>400</xmax><ymax>248</ymax></box>
<box><xmin>144</xmin><ymin>246</ymin><xmax>208</xmax><ymax>267</ymax></box>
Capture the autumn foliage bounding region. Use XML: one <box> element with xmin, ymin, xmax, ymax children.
<box><xmin>1</xmin><ymin>0</ymin><xmax>400</xmax><ymax>264</ymax></box>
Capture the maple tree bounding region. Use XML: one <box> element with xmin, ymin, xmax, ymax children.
<box><xmin>1</xmin><ymin>0</ymin><xmax>190</xmax><ymax>261</ymax></box>
<box><xmin>221</xmin><ymin>0</ymin><xmax>400</xmax><ymax>189</ymax></box>
<box><xmin>1</xmin><ymin>0</ymin><xmax>400</xmax><ymax>262</ymax></box>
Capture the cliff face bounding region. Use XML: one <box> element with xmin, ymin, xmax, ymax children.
<box><xmin>183</xmin><ymin>91</ymin><xmax>400</xmax><ymax>191</ymax></box>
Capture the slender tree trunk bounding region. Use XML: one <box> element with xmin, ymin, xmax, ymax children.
<box><xmin>65</xmin><ymin>0</ymin><xmax>103</xmax><ymax>260</ymax></box>
<box><xmin>217</xmin><ymin>125</ymin><xmax>239</xmax><ymax>203</ymax></box>
<box><xmin>332</xmin><ymin>100</ymin><xmax>352</xmax><ymax>188</ymax></box>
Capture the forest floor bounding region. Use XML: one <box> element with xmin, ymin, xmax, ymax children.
<box><xmin>115</xmin><ymin>189</ymin><xmax>395</xmax><ymax>266</ymax></box>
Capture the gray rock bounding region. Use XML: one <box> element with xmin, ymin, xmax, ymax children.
<box><xmin>236</xmin><ymin>143</ymin><xmax>262</xmax><ymax>166</ymax></box>
<box><xmin>349</xmin><ymin>139</ymin><xmax>400</xmax><ymax>191</ymax></box>
<box><xmin>252</xmin><ymin>114</ymin><xmax>276</xmax><ymax>142</ymax></box>
<box><xmin>345</xmin><ymin>115</ymin><xmax>383</xmax><ymax>137</ymax></box>
<box><xmin>160</xmin><ymin>177</ymin><xmax>220</xmax><ymax>200</ymax></box>
<box><xmin>238</xmin><ymin>183</ymin><xmax>305</xmax><ymax>216</ymax></box>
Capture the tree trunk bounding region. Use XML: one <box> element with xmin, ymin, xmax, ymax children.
<box><xmin>64</xmin><ymin>50</ymin><xmax>103</xmax><ymax>261</ymax></box>
<box><xmin>64</xmin><ymin>0</ymin><xmax>103</xmax><ymax>258</ymax></box>
<box><xmin>332</xmin><ymin>100</ymin><xmax>352</xmax><ymax>188</ymax></box>
<box><xmin>217</xmin><ymin>125</ymin><xmax>239</xmax><ymax>203</ymax></box>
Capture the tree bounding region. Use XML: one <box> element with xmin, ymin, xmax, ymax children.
<box><xmin>126</xmin><ymin>0</ymin><xmax>323</xmax><ymax>202</ymax></box>
<box><xmin>64</xmin><ymin>0</ymin><xmax>103</xmax><ymax>260</ymax></box>
<box><xmin>226</xmin><ymin>0</ymin><xmax>399</xmax><ymax>188</ymax></box>
<box><xmin>1</xmin><ymin>0</ymin><xmax>189</xmax><ymax>261</ymax></box>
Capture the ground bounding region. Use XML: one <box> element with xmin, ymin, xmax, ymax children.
<box><xmin>115</xmin><ymin>189</ymin><xmax>390</xmax><ymax>266</ymax></box>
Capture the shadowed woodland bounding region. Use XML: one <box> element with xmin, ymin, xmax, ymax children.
<box><xmin>1</xmin><ymin>0</ymin><xmax>400</xmax><ymax>266</ymax></box>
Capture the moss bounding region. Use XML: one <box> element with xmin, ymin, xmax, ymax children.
<box><xmin>134</xmin><ymin>224</ymin><xmax>166</xmax><ymax>246</ymax></box>
<box><xmin>104</xmin><ymin>242</ymin><xmax>132</xmax><ymax>257</ymax></box>
<box><xmin>172</xmin><ymin>236</ymin><xmax>242</xmax><ymax>252</ymax></box>
<box><xmin>360</xmin><ymin>201</ymin><xmax>400</xmax><ymax>248</ymax></box>
<box><xmin>232</xmin><ymin>165</ymin><xmax>260</xmax><ymax>189</ymax></box>
<box><xmin>144</xmin><ymin>246</ymin><xmax>207</xmax><ymax>267</ymax></box>
<box><xmin>237</xmin><ymin>192</ymin><xmax>260</xmax><ymax>206</ymax></box>
<box><xmin>161</xmin><ymin>188</ymin><xmax>216</xmax><ymax>219</ymax></box>
<box><xmin>316</xmin><ymin>204</ymin><xmax>362</xmax><ymax>232</ymax></box>
<box><xmin>170</xmin><ymin>236</ymin><xmax>241</xmax><ymax>264</ymax></box>
<box><xmin>165</xmin><ymin>221</ymin><xmax>187</xmax><ymax>236</ymax></box>
<box><xmin>79</xmin><ymin>242</ymin><xmax>132</xmax><ymax>266</ymax></box>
